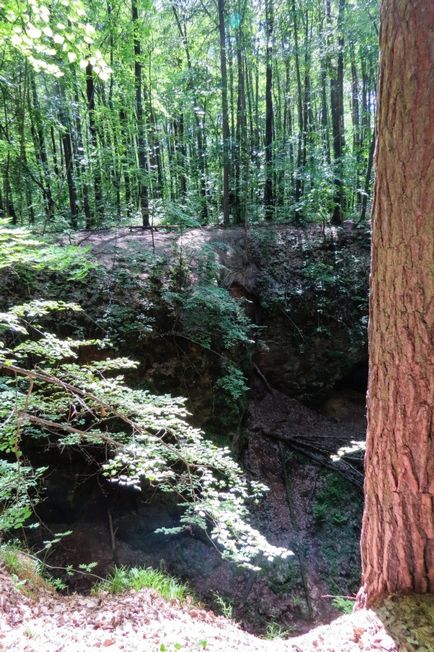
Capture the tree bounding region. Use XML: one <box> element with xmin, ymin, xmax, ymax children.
<box><xmin>329</xmin><ymin>0</ymin><xmax>345</xmax><ymax>226</ymax></box>
<box><xmin>218</xmin><ymin>0</ymin><xmax>231</xmax><ymax>226</ymax></box>
<box><xmin>1</xmin><ymin>0</ymin><xmax>379</xmax><ymax>229</ymax></box>
<box><xmin>359</xmin><ymin>0</ymin><xmax>434</xmax><ymax>607</ymax></box>
<box><xmin>263</xmin><ymin>0</ymin><xmax>274</xmax><ymax>220</ymax></box>
<box><xmin>132</xmin><ymin>0</ymin><xmax>150</xmax><ymax>227</ymax></box>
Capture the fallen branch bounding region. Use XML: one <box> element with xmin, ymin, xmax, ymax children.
<box><xmin>264</xmin><ymin>429</ymin><xmax>364</xmax><ymax>489</ymax></box>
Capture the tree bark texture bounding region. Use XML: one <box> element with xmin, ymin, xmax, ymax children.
<box><xmin>360</xmin><ymin>0</ymin><xmax>434</xmax><ymax>606</ymax></box>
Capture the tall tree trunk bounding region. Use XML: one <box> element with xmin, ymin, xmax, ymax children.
<box><xmin>50</xmin><ymin>127</ymin><xmax>60</xmax><ymax>177</ymax></box>
<box><xmin>145</xmin><ymin>83</ymin><xmax>163</xmax><ymax>199</ymax></box>
<box><xmin>359</xmin><ymin>0</ymin><xmax>434</xmax><ymax>607</ymax></box>
<box><xmin>3</xmin><ymin>155</ymin><xmax>16</xmax><ymax>224</ymax></box>
<box><xmin>351</xmin><ymin>46</ymin><xmax>361</xmax><ymax>210</ymax></box>
<box><xmin>171</xmin><ymin>2</ymin><xmax>208</xmax><ymax>221</ymax></box>
<box><xmin>319</xmin><ymin>11</ymin><xmax>331</xmax><ymax>165</ymax></box>
<box><xmin>86</xmin><ymin>63</ymin><xmax>103</xmax><ymax>225</ymax></box>
<box><xmin>174</xmin><ymin>113</ymin><xmax>187</xmax><ymax>197</ymax></box>
<box><xmin>263</xmin><ymin>0</ymin><xmax>274</xmax><ymax>220</ymax></box>
<box><xmin>61</xmin><ymin>123</ymin><xmax>79</xmax><ymax>228</ymax></box>
<box><xmin>56</xmin><ymin>84</ymin><xmax>79</xmax><ymax>228</ymax></box>
<box><xmin>29</xmin><ymin>74</ymin><xmax>54</xmax><ymax>222</ymax></box>
<box><xmin>218</xmin><ymin>0</ymin><xmax>230</xmax><ymax>225</ymax></box>
<box><xmin>132</xmin><ymin>0</ymin><xmax>150</xmax><ymax>227</ymax></box>
<box><xmin>292</xmin><ymin>0</ymin><xmax>304</xmax><ymax>222</ymax></box>
<box><xmin>72</xmin><ymin>72</ymin><xmax>91</xmax><ymax>227</ymax></box>
<box><xmin>119</xmin><ymin>109</ymin><xmax>132</xmax><ymax>210</ymax></box>
<box><xmin>330</xmin><ymin>0</ymin><xmax>345</xmax><ymax>226</ymax></box>
<box><xmin>233</xmin><ymin>13</ymin><xmax>247</xmax><ymax>225</ymax></box>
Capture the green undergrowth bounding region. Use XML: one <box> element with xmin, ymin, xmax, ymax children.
<box><xmin>332</xmin><ymin>596</ymin><xmax>355</xmax><ymax>614</ymax></box>
<box><xmin>92</xmin><ymin>565</ymin><xmax>195</xmax><ymax>603</ymax></box>
<box><xmin>264</xmin><ymin>621</ymin><xmax>294</xmax><ymax>640</ymax></box>
<box><xmin>313</xmin><ymin>471</ymin><xmax>363</xmax><ymax>596</ymax></box>
<box><xmin>0</xmin><ymin>544</ymin><xmax>58</xmax><ymax>597</ymax></box>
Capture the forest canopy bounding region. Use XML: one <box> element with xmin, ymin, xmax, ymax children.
<box><xmin>0</xmin><ymin>0</ymin><xmax>378</xmax><ymax>229</ymax></box>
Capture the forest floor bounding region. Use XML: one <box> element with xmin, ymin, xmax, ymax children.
<box><xmin>68</xmin><ymin>222</ymin><xmax>361</xmax><ymax>267</ymax></box>
<box><xmin>0</xmin><ymin>565</ymin><xmax>404</xmax><ymax>652</ymax></box>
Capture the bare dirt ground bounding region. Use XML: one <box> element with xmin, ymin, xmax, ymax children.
<box><xmin>0</xmin><ymin>566</ymin><xmax>403</xmax><ymax>652</ymax></box>
<box><xmin>69</xmin><ymin>223</ymin><xmax>354</xmax><ymax>270</ymax></box>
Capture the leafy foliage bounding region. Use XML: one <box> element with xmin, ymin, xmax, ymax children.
<box><xmin>332</xmin><ymin>596</ymin><xmax>355</xmax><ymax>614</ymax></box>
<box><xmin>0</xmin><ymin>300</ymin><xmax>291</xmax><ymax>568</ymax></box>
<box><xmin>0</xmin><ymin>231</ymin><xmax>291</xmax><ymax>569</ymax></box>
<box><xmin>0</xmin><ymin>221</ymin><xmax>94</xmax><ymax>280</ymax></box>
<box><xmin>1</xmin><ymin>0</ymin><xmax>111</xmax><ymax>79</ymax></box>
<box><xmin>0</xmin><ymin>461</ymin><xmax>46</xmax><ymax>531</ymax></box>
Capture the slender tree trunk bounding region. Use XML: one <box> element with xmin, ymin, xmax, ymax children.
<box><xmin>351</xmin><ymin>46</ymin><xmax>361</xmax><ymax>210</ymax></box>
<box><xmin>263</xmin><ymin>0</ymin><xmax>274</xmax><ymax>220</ymax></box>
<box><xmin>233</xmin><ymin>15</ymin><xmax>247</xmax><ymax>225</ymax></box>
<box><xmin>292</xmin><ymin>0</ymin><xmax>304</xmax><ymax>222</ymax></box>
<box><xmin>132</xmin><ymin>0</ymin><xmax>150</xmax><ymax>227</ymax></box>
<box><xmin>86</xmin><ymin>63</ymin><xmax>103</xmax><ymax>225</ymax></box>
<box><xmin>302</xmin><ymin>10</ymin><xmax>312</xmax><ymax>190</ymax></box>
<box><xmin>320</xmin><ymin>12</ymin><xmax>331</xmax><ymax>165</ymax></box>
<box><xmin>171</xmin><ymin>3</ymin><xmax>208</xmax><ymax>221</ymax></box>
<box><xmin>119</xmin><ymin>109</ymin><xmax>131</xmax><ymax>210</ymax></box>
<box><xmin>72</xmin><ymin>72</ymin><xmax>91</xmax><ymax>227</ymax></box>
<box><xmin>174</xmin><ymin>112</ymin><xmax>187</xmax><ymax>197</ymax></box>
<box><xmin>50</xmin><ymin>127</ymin><xmax>60</xmax><ymax>177</ymax></box>
<box><xmin>61</xmin><ymin>123</ymin><xmax>79</xmax><ymax>228</ymax></box>
<box><xmin>330</xmin><ymin>0</ymin><xmax>345</xmax><ymax>226</ymax></box>
<box><xmin>218</xmin><ymin>0</ymin><xmax>230</xmax><ymax>225</ymax></box>
<box><xmin>3</xmin><ymin>155</ymin><xmax>16</xmax><ymax>224</ymax></box>
<box><xmin>359</xmin><ymin>0</ymin><xmax>434</xmax><ymax>607</ymax></box>
<box><xmin>29</xmin><ymin>75</ymin><xmax>55</xmax><ymax>222</ymax></box>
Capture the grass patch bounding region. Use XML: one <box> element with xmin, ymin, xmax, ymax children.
<box><xmin>92</xmin><ymin>565</ymin><xmax>194</xmax><ymax>603</ymax></box>
<box><xmin>213</xmin><ymin>592</ymin><xmax>234</xmax><ymax>620</ymax></box>
<box><xmin>0</xmin><ymin>544</ymin><xmax>56</xmax><ymax>597</ymax></box>
<box><xmin>264</xmin><ymin>621</ymin><xmax>294</xmax><ymax>639</ymax></box>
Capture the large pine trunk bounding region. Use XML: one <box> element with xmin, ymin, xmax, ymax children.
<box><xmin>359</xmin><ymin>0</ymin><xmax>434</xmax><ymax>607</ymax></box>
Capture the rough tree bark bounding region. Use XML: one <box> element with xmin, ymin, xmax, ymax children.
<box><xmin>359</xmin><ymin>0</ymin><xmax>434</xmax><ymax>607</ymax></box>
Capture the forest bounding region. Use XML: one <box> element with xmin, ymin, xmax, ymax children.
<box><xmin>0</xmin><ymin>0</ymin><xmax>378</xmax><ymax>230</ymax></box>
<box><xmin>0</xmin><ymin>1</ymin><xmax>433</xmax><ymax>651</ymax></box>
